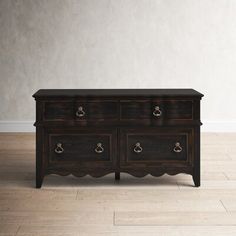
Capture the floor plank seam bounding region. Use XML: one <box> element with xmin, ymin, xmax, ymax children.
<box><xmin>176</xmin><ymin>181</ymin><xmax>181</xmax><ymax>190</ymax></box>
<box><xmin>113</xmin><ymin>211</ymin><xmax>115</xmax><ymax>226</ymax></box>
<box><xmin>220</xmin><ymin>199</ymin><xmax>228</xmax><ymax>212</ymax></box>
<box><xmin>15</xmin><ymin>225</ymin><xmax>21</xmax><ymax>236</ymax></box>
<box><xmin>226</xmin><ymin>154</ymin><xmax>233</xmax><ymax>161</ymax></box>
<box><xmin>111</xmin><ymin>224</ymin><xmax>236</xmax><ymax>227</ymax></box>
<box><xmin>176</xmin><ymin>181</ymin><xmax>180</xmax><ymax>190</ymax></box>
<box><xmin>75</xmin><ymin>190</ymin><xmax>79</xmax><ymax>200</ymax></box>
<box><xmin>223</xmin><ymin>172</ymin><xmax>230</xmax><ymax>180</ymax></box>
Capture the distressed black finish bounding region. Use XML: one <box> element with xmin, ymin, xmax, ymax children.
<box><xmin>33</xmin><ymin>89</ymin><xmax>203</xmax><ymax>188</ymax></box>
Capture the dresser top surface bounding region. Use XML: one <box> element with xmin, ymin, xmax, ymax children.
<box><xmin>33</xmin><ymin>89</ymin><xmax>203</xmax><ymax>98</ymax></box>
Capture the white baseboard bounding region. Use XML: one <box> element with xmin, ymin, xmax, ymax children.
<box><xmin>201</xmin><ymin>121</ymin><xmax>236</xmax><ymax>132</ymax></box>
<box><xmin>0</xmin><ymin>121</ymin><xmax>35</xmax><ymax>132</ymax></box>
<box><xmin>0</xmin><ymin>120</ymin><xmax>236</xmax><ymax>132</ymax></box>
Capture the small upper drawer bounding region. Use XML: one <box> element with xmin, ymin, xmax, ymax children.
<box><xmin>120</xmin><ymin>100</ymin><xmax>151</xmax><ymax>120</ymax></box>
<box><xmin>120</xmin><ymin>100</ymin><xmax>193</xmax><ymax>121</ymax></box>
<box><xmin>43</xmin><ymin>100</ymin><xmax>119</xmax><ymax>121</ymax></box>
<box><xmin>44</xmin><ymin>101</ymin><xmax>74</xmax><ymax>121</ymax></box>
<box><xmin>75</xmin><ymin>101</ymin><xmax>119</xmax><ymax>120</ymax></box>
<box><xmin>156</xmin><ymin>100</ymin><xmax>193</xmax><ymax>120</ymax></box>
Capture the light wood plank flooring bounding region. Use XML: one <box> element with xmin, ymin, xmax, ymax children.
<box><xmin>0</xmin><ymin>132</ymin><xmax>236</xmax><ymax>235</ymax></box>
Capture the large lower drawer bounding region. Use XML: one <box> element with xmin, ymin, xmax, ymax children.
<box><xmin>120</xmin><ymin>127</ymin><xmax>194</xmax><ymax>167</ymax></box>
<box><xmin>46</xmin><ymin>128</ymin><xmax>117</xmax><ymax>168</ymax></box>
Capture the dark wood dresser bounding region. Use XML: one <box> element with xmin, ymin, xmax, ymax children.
<box><xmin>33</xmin><ymin>89</ymin><xmax>203</xmax><ymax>188</ymax></box>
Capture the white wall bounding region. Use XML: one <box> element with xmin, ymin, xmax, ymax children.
<box><xmin>1</xmin><ymin>0</ymin><xmax>236</xmax><ymax>131</ymax></box>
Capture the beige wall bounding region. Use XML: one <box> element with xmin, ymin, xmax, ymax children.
<box><xmin>1</xmin><ymin>0</ymin><xmax>236</xmax><ymax>124</ymax></box>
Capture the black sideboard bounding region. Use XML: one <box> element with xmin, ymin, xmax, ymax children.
<box><xmin>33</xmin><ymin>89</ymin><xmax>203</xmax><ymax>188</ymax></box>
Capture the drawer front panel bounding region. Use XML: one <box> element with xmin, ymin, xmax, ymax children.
<box><xmin>43</xmin><ymin>100</ymin><xmax>119</xmax><ymax>122</ymax></box>
<box><xmin>120</xmin><ymin>128</ymin><xmax>193</xmax><ymax>166</ymax></box>
<box><xmin>127</xmin><ymin>135</ymin><xmax>187</xmax><ymax>161</ymax></box>
<box><xmin>120</xmin><ymin>100</ymin><xmax>151</xmax><ymax>119</ymax></box>
<box><xmin>47</xmin><ymin>129</ymin><xmax>116</xmax><ymax>166</ymax></box>
<box><xmin>75</xmin><ymin>101</ymin><xmax>119</xmax><ymax>120</ymax></box>
<box><xmin>156</xmin><ymin>100</ymin><xmax>193</xmax><ymax>119</ymax></box>
<box><xmin>120</xmin><ymin>100</ymin><xmax>193</xmax><ymax>121</ymax></box>
<box><xmin>44</xmin><ymin>101</ymin><xmax>74</xmax><ymax>121</ymax></box>
<box><xmin>43</xmin><ymin>99</ymin><xmax>193</xmax><ymax>123</ymax></box>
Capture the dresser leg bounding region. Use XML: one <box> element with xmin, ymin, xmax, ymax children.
<box><xmin>115</xmin><ymin>172</ymin><xmax>120</xmax><ymax>180</ymax></box>
<box><xmin>193</xmin><ymin>172</ymin><xmax>200</xmax><ymax>187</ymax></box>
<box><xmin>193</xmin><ymin>126</ymin><xmax>200</xmax><ymax>187</ymax></box>
<box><xmin>36</xmin><ymin>126</ymin><xmax>44</xmax><ymax>189</ymax></box>
<box><xmin>36</xmin><ymin>177</ymin><xmax>43</xmax><ymax>188</ymax></box>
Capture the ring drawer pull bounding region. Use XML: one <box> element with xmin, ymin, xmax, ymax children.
<box><xmin>173</xmin><ymin>142</ymin><xmax>182</xmax><ymax>153</ymax></box>
<box><xmin>76</xmin><ymin>106</ymin><xmax>85</xmax><ymax>117</ymax></box>
<box><xmin>95</xmin><ymin>143</ymin><xmax>104</xmax><ymax>154</ymax></box>
<box><xmin>54</xmin><ymin>143</ymin><xmax>64</xmax><ymax>154</ymax></box>
<box><xmin>153</xmin><ymin>106</ymin><xmax>162</xmax><ymax>117</ymax></box>
<box><xmin>134</xmin><ymin>142</ymin><xmax>143</xmax><ymax>153</ymax></box>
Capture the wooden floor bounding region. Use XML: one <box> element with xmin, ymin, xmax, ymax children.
<box><xmin>1</xmin><ymin>133</ymin><xmax>236</xmax><ymax>235</ymax></box>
